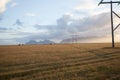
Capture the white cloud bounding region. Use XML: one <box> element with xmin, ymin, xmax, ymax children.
<box><xmin>0</xmin><ymin>0</ymin><xmax>11</xmax><ymax>14</ymax></box>
<box><xmin>10</xmin><ymin>2</ymin><xmax>17</xmax><ymax>8</ymax></box>
<box><xmin>25</xmin><ymin>13</ymin><xmax>36</xmax><ymax>17</ymax></box>
<box><xmin>72</xmin><ymin>0</ymin><xmax>111</xmax><ymax>18</ymax></box>
<box><xmin>74</xmin><ymin>0</ymin><xmax>96</xmax><ymax>10</ymax></box>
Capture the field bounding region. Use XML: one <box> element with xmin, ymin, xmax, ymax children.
<box><xmin>0</xmin><ymin>43</ymin><xmax>120</xmax><ymax>80</ymax></box>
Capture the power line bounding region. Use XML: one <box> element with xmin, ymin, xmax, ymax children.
<box><xmin>98</xmin><ymin>0</ymin><xmax>120</xmax><ymax>48</ymax></box>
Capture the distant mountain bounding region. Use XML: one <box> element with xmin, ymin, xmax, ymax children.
<box><xmin>38</xmin><ymin>40</ymin><xmax>55</xmax><ymax>44</ymax></box>
<box><xmin>26</xmin><ymin>40</ymin><xmax>38</xmax><ymax>44</ymax></box>
<box><xmin>26</xmin><ymin>40</ymin><xmax>55</xmax><ymax>45</ymax></box>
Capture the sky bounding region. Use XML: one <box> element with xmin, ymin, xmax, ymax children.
<box><xmin>0</xmin><ymin>0</ymin><xmax>120</xmax><ymax>45</ymax></box>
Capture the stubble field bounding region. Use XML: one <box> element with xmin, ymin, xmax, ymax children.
<box><xmin>0</xmin><ymin>43</ymin><xmax>120</xmax><ymax>80</ymax></box>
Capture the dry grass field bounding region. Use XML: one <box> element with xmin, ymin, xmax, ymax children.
<box><xmin>0</xmin><ymin>43</ymin><xmax>120</xmax><ymax>80</ymax></box>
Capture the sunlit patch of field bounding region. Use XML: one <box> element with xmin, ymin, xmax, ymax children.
<box><xmin>0</xmin><ymin>43</ymin><xmax>120</xmax><ymax>80</ymax></box>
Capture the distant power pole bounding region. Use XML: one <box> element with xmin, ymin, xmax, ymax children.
<box><xmin>98</xmin><ymin>0</ymin><xmax>120</xmax><ymax>48</ymax></box>
<box><xmin>71</xmin><ymin>34</ymin><xmax>78</xmax><ymax>44</ymax></box>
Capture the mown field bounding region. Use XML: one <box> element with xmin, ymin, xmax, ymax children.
<box><xmin>0</xmin><ymin>43</ymin><xmax>120</xmax><ymax>80</ymax></box>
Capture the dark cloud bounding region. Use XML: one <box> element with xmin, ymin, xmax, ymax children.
<box><xmin>31</xmin><ymin>12</ymin><xmax>111</xmax><ymax>43</ymax></box>
<box><xmin>0</xmin><ymin>26</ymin><xmax>15</xmax><ymax>30</ymax></box>
<box><xmin>0</xmin><ymin>27</ymin><xmax>7</xmax><ymax>30</ymax></box>
<box><xmin>13</xmin><ymin>19</ymin><xmax>23</xmax><ymax>26</ymax></box>
<box><xmin>57</xmin><ymin>14</ymin><xmax>71</xmax><ymax>26</ymax></box>
<box><xmin>0</xmin><ymin>27</ymin><xmax>12</xmax><ymax>33</ymax></box>
<box><xmin>35</xmin><ymin>14</ymin><xmax>71</xmax><ymax>31</ymax></box>
<box><xmin>33</xmin><ymin>14</ymin><xmax>72</xmax><ymax>41</ymax></box>
<box><xmin>68</xmin><ymin>12</ymin><xmax>110</xmax><ymax>32</ymax></box>
<box><xmin>21</xmin><ymin>31</ymin><xmax>68</xmax><ymax>42</ymax></box>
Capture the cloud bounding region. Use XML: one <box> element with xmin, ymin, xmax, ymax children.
<box><xmin>0</xmin><ymin>14</ymin><xmax>3</xmax><ymax>21</ymax></box>
<box><xmin>73</xmin><ymin>0</ymin><xmax>97</xmax><ymax>17</ymax></box>
<box><xmin>68</xmin><ymin>12</ymin><xmax>110</xmax><ymax>33</ymax></box>
<box><xmin>1</xmin><ymin>0</ymin><xmax>119</xmax><ymax>45</ymax></box>
<box><xmin>57</xmin><ymin>14</ymin><xmax>72</xmax><ymax>27</ymax></box>
<box><xmin>0</xmin><ymin>27</ymin><xmax>8</xmax><ymax>32</ymax></box>
<box><xmin>0</xmin><ymin>0</ymin><xmax>11</xmax><ymax>14</ymax></box>
<box><xmin>0</xmin><ymin>11</ymin><xmax>114</xmax><ymax>45</ymax></box>
<box><xmin>0</xmin><ymin>0</ymin><xmax>12</xmax><ymax>21</ymax></box>
<box><xmin>0</xmin><ymin>0</ymin><xmax>119</xmax><ymax>45</ymax></box>
<box><xmin>13</xmin><ymin>19</ymin><xmax>23</xmax><ymax>26</ymax></box>
<box><xmin>72</xmin><ymin>0</ymin><xmax>111</xmax><ymax>18</ymax></box>
<box><xmin>0</xmin><ymin>0</ymin><xmax>17</xmax><ymax>22</ymax></box>
<box><xmin>0</xmin><ymin>38</ymin><xmax>19</xmax><ymax>45</ymax></box>
<box><xmin>74</xmin><ymin>0</ymin><xmax>96</xmax><ymax>10</ymax></box>
<box><xmin>0</xmin><ymin>11</ymin><xmax>119</xmax><ymax>45</ymax></box>
<box><xmin>34</xmin><ymin>14</ymin><xmax>72</xmax><ymax>31</ymax></box>
<box><xmin>0</xmin><ymin>27</ymin><xmax>13</xmax><ymax>33</ymax></box>
<box><xmin>10</xmin><ymin>2</ymin><xmax>17</xmax><ymax>8</ymax></box>
<box><xmin>33</xmin><ymin>12</ymin><xmax>113</xmax><ymax>43</ymax></box>
<box><xmin>25</xmin><ymin>13</ymin><xmax>36</xmax><ymax>17</ymax></box>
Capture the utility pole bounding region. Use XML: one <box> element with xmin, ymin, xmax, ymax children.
<box><xmin>110</xmin><ymin>1</ymin><xmax>114</xmax><ymax>48</ymax></box>
<box><xmin>98</xmin><ymin>0</ymin><xmax>120</xmax><ymax>48</ymax></box>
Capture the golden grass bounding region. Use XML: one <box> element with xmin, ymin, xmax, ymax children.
<box><xmin>0</xmin><ymin>43</ymin><xmax>120</xmax><ymax>80</ymax></box>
